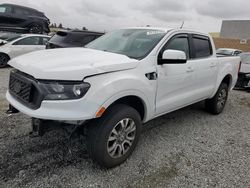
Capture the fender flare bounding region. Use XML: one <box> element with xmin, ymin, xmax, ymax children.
<box><xmin>100</xmin><ymin>89</ymin><xmax>152</xmax><ymax>122</ymax></box>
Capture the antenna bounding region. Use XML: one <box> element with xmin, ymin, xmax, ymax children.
<box><xmin>180</xmin><ymin>21</ymin><xmax>185</xmax><ymax>29</ymax></box>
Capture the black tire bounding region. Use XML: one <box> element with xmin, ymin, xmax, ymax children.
<box><xmin>0</xmin><ymin>53</ymin><xmax>10</xmax><ymax>68</ymax></box>
<box><xmin>205</xmin><ymin>83</ymin><xmax>229</xmax><ymax>114</ymax></box>
<box><xmin>86</xmin><ymin>104</ymin><xmax>142</xmax><ymax>168</ymax></box>
<box><xmin>29</xmin><ymin>23</ymin><xmax>43</xmax><ymax>34</ymax></box>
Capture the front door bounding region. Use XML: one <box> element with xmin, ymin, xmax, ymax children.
<box><xmin>155</xmin><ymin>34</ymin><xmax>196</xmax><ymax>116</ymax></box>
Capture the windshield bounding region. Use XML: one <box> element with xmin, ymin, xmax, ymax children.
<box><xmin>6</xmin><ymin>35</ymin><xmax>22</xmax><ymax>42</ymax></box>
<box><xmin>240</xmin><ymin>53</ymin><xmax>250</xmax><ymax>64</ymax></box>
<box><xmin>86</xmin><ymin>29</ymin><xmax>167</xmax><ymax>59</ymax></box>
<box><xmin>0</xmin><ymin>33</ymin><xmax>21</xmax><ymax>42</ymax></box>
<box><xmin>216</xmin><ymin>49</ymin><xmax>233</xmax><ymax>56</ymax></box>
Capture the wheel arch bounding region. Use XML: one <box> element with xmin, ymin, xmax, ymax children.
<box><xmin>0</xmin><ymin>52</ymin><xmax>10</xmax><ymax>60</ymax></box>
<box><xmin>211</xmin><ymin>74</ymin><xmax>233</xmax><ymax>98</ymax></box>
<box><xmin>221</xmin><ymin>74</ymin><xmax>233</xmax><ymax>88</ymax></box>
<box><xmin>101</xmin><ymin>92</ymin><xmax>150</xmax><ymax>122</ymax></box>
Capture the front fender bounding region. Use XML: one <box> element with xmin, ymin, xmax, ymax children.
<box><xmin>84</xmin><ymin>69</ymin><xmax>156</xmax><ymax>122</ymax></box>
<box><xmin>101</xmin><ymin>89</ymin><xmax>151</xmax><ymax>122</ymax></box>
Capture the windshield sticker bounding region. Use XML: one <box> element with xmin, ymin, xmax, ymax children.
<box><xmin>146</xmin><ymin>31</ymin><xmax>165</xmax><ymax>35</ymax></box>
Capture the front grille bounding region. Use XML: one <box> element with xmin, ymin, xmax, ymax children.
<box><xmin>9</xmin><ymin>70</ymin><xmax>43</xmax><ymax>109</ymax></box>
<box><xmin>9</xmin><ymin>75</ymin><xmax>32</xmax><ymax>103</ymax></box>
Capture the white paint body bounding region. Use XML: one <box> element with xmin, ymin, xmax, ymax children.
<box><xmin>0</xmin><ymin>34</ymin><xmax>50</xmax><ymax>60</ymax></box>
<box><xmin>6</xmin><ymin>28</ymin><xmax>240</xmax><ymax>123</ymax></box>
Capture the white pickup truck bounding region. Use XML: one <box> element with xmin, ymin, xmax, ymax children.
<box><xmin>6</xmin><ymin>27</ymin><xmax>240</xmax><ymax>168</ymax></box>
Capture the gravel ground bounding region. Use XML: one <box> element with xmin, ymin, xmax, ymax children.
<box><xmin>0</xmin><ymin>67</ymin><xmax>250</xmax><ymax>188</ymax></box>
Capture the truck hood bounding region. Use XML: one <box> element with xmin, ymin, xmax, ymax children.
<box><xmin>8</xmin><ymin>48</ymin><xmax>139</xmax><ymax>80</ymax></box>
<box><xmin>240</xmin><ymin>63</ymin><xmax>250</xmax><ymax>73</ymax></box>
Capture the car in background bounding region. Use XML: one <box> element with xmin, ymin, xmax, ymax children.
<box><xmin>0</xmin><ymin>33</ymin><xmax>50</xmax><ymax>68</ymax></box>
<box><xmin>46</xmin><ymin>30</ymin><xmax>104</xmax><ymax>49</ymax></box>
<box><xmin>0</xmin><ymin>3</ymin><xmax>50</xmax><ymax>34</ymax></box>
<box><xmin>216</xmin><ymin>48</ymin><xmax>242</xmax><ymax>56</ymax></box>
<box><xmin>235</xmin><ymin>52</ymin><xmax>250</xmax><ymax>91</ymax></box>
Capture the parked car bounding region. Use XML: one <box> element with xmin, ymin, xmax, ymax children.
<box><xmin>0</xmin><ymin>3</ymin><xmax>50</xmax><ymax>34</ymax></box>
<box><xmin>235</xmin><ymin>52</ymin><xmax>250</xmax><ymax>91</ymax></box>
<box><xmin>6</xmin><ymin>28</ymin><xmax>241</xmax><ymax>168</ymax></box>
<box><xmin>46</xmin><ymin>30</ymin><xmax>104</xmax><ymax>49</ymax></box>
<box><xmin>0</xmin><ymin>33</ymin><xmax>50</xmax><ymax>67</ymax></box>
<box><xmin>216</xmin><ymin>48</ymin><xmax>242</xmax><ymax>56</ymax></box>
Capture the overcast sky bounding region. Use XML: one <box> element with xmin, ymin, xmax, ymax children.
<box><xmin>3</xmin><ymin>0</ymin><xmax>250</xmax><ymax>33</ymax></box>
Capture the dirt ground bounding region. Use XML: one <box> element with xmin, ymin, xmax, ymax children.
<box><xmin>0</xmin><ymin>67</ymin><xmax>250</xmax><ymax>188</ymax></box>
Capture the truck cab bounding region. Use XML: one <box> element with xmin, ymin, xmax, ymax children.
<box><xmin>6</xmin><ymin>28</ymin><xmax>241</xmax><ymax>167</ymax></box>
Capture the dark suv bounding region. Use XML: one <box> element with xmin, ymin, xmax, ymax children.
<box><xmin>0</xmin><ymin>3</ymin><xmax>50</xmax><ymax>34</ymax></box>
<box><xmin>46</xmin><ymin>30</ymin><xmax>104</xmax><ymax>49</ymax></box>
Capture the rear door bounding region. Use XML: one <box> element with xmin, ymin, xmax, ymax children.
<box><xmin>155</xmin><ymin>34</ymin><xmax>197</xmax><ymax>115</ymax></box>
<box><xmin>8</xmin><ymin>6</ymin><xmax>29</xmax><ymax>27</ymax></box>
<box><xmin>9</xmin><ymin>36</ymin><xmax>43</xmax><ymax>58</ymax></box>
<box><xmin>190</xmin><ymin>35</ymin><xmax>218</xmax><ymax>98</ymax></box>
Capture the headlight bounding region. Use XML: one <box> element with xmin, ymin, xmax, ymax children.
<box><xmin>246</xmin><ymin>74</ymin><xmax>250</xmax><ymax>78</ymax></box>
<box><xmin>39</xmin><ymin>81</ymin><xmax>90</xmax><ymax>100</ymax></box>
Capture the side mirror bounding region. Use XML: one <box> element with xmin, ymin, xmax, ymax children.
<box><xmin>159</xmin><ymin>49</ymin><xmax>187</xmax><ymax>64</ymax></box>
<box><xmin>0</xmin><ymin>39</ymin><xmax>7</xmax><ymax>45</ymax></box>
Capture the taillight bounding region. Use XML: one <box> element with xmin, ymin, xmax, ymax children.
<box><xmin>238</xmin><ymin>61</ymin><xmax>242</xmax><ymax>73</ymax></box>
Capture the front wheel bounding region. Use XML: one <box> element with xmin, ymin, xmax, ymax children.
<box><xmin>86</xmin><ymin>104</ymin><xmax>142</xmax><ymax>168</ymax></box>
<box><xmin>205</xmin><ymin>83</ymin><xmax>229</xmax><ymax>114</ymax></box>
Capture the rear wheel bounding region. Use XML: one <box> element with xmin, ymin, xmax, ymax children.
<box><xmin>205</xmin><ymin>83</ymin><xmax>229</xmax><ymax>114</ymax></box>
<box><xmin>0</xmin><ymin>53</ymin><xmax>10</xmax><ymax>68</ymax></box>
<box><xmin>86</xmin><ymin>104</ymin><xmax>142</xmax><ymax>168</ymax></box>
<box><xmin>29</xmin><ymin>23</ymin><xmax>43</xmax><ymax>34</ymax></box>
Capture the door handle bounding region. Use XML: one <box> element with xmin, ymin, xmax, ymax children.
<box><xmin>186</xmin><ymin>67</ymin><xmax>194</xmax><ymax>73</ymax></box>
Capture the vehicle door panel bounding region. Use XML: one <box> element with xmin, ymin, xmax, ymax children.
<box><xmin>155</xmin><ymin>34</ymin><xmax>196</xmax><ymax>115</ymax></box>
<box><xmin>191</xmin><ymin>35</ymin><xmax>218</xmax><ymax>99</ymax></box>
<box><xmin>10</xmin><ymin>36</ymin><xmax>42</xmax><ymax>58</ymax></box>
<box><xmin>156</xmin><ymin>61</ymin><xmax>196</xmax><ymax>115</ymax></box>
<box><xmin>10</xmin><ymin>6</ymin><xmax>29</xmax><ymax>26</ymax></box>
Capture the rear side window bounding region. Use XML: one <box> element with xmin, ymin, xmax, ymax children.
<box><xmin>41</xmin><ymin>37</ymin><xmax>49</xmax><ymax>45</ymax></box>
<box><xmin>193</xmin><ymin>36</ymin><xmax>212</xmax><ymax>58</ymax></box>
<box><xmin>13</xmin><ymin>37</ymin><xmax>40</xmax><ymax>45</ymax></box>
<box><xmin>14</xmin><ymin>7</ymin><xmax>30</xmax><ymax>15</ymax></box>
<box><xmin>0</xmin><ymin>5</ymin><xmax>11</xmax><ymax>13</ymax></box>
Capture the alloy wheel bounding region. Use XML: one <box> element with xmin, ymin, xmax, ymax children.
<box><xmin>107</xmin><ymin>118</ymin><xmax>136</xmax><ymax>158</ymax></box>
<box><xmin>217</xmin><ymin>89</ymin><xmax>227</xmax><ymax>109</ymax></box>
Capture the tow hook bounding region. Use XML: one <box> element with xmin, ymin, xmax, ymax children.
<box><xmin>30</xmin><ymin>118</ymin><xmax>59</xmax><ymax>137</ymax></box>
<box><xmin>6</xmin><ymin>104</ymin><xmax>19</xmax><ymax>116</ymax></box>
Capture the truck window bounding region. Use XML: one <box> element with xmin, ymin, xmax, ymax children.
<box><xmin>159</xmin><ymin>35</ymin><xmax>190</xmax><ymax>59</ymax></box>
<box><xmin>193</xmin><ymin>36</ymin><xmax>212</xmax><ymax>58</ymax></box>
